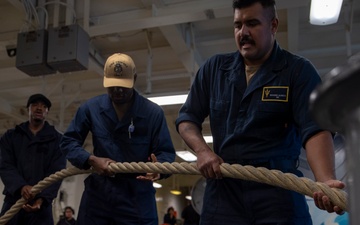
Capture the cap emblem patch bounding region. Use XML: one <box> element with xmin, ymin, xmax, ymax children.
<box><xmin>114</xmin><ymin>63</ymin><xmax>123</xmax><ymax>77</ymax></box>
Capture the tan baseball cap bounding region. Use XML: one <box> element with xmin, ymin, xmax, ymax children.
<box><xmin>103</xmin><ymin>53</ymin><xmax>136</xmax><ymax>88</ymax></box>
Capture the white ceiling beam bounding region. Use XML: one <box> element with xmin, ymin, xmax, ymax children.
<box><xmin>0</xmin><ymin>31</ymin><xmax>18</xmax><ymax>42</ymax></box>
<box><xmin>88</xmin><ymin>0</ymin><xmax>231</xmax><ymax>37</ymax></box>
<box><xmin>159</xmin><ymin>25</ymin><xmax>200</xmax><ymax>74</ymax></box>
<box><xmin>0</xmin><ymin>0</ymin><xmax>312</xmax><ymax>43</ymax></box>
<box><xmin>89</xmin><ymin>11</ymin><xmax>205</xmax><ymax>37</ymax></box>
<box><xmin>298</xmin><ymin>44</ymin><xmax>360</xmax><ymax>58</ymax></box>
<box><xmin>0</xmin><ymin>68</ymin><xmax>93</xmax><ymax>92</ymax></box>
<box><xmin>0</xmin><ymin>65</ymin><xmax>189</xmax><ymax>93</ymax></box>
<box><xmin>0</xmin><ymin>0</ymin><xmax>312</xmax><ymax>41</ymax></box>
<box><xmin>153</xmin><ymin>0</ymin><xmax>230</xmax><ymax>16</ymax></box>
<box><xmin>88</xmin><ymin>0</ymin><xmax>310</xmax><ymax>38</ymax></box>
<box><xmin>5</xmin><ymin>0</ymin><xmax>24</xmax><ymax>11</ymax></box>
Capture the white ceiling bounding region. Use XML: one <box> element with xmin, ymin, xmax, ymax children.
<box><xmin>0</xmin><ymin>0</ymin><xmax>359</xmax><ymax>158</ymax></box>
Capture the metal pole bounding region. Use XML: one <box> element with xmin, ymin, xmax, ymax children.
<box><xmin>310</xmin><ymin>52</ymin><xmax>360</xmax><ymax>225</ymax></box>
<box><xmin>345</xmin><ymin>108</ymin><xmax>360</xmax><ymax>223</ymax></box>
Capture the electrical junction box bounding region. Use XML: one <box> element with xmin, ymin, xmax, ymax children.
<box><xmin>15</xmin><ymin>29</ymin><xmax>56</xmax><ymax>76</ymax></box>
<box><xmin>47</xmin><ymin>24</ymin><xmax>89</xmax><ymax>73</ymax></box>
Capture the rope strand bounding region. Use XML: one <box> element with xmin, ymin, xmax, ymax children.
<box><xmin>0</xmin><ymin>162</ymin><xmax>348</xmax><ymax>225</ymax></box>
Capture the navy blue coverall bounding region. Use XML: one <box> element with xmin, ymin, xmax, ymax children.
<box><xmin>60</xmin><ymin>92</ymin><xmax>175</xmax><ymax>225</ymax></box>
<box><xmin>0</xmin><ymin>121</ymin><xmax>66</xmax><ymax>225</ymax></box>
<box><xmin>176</xmin><ymin>42</ymin><xmax>322</xmax><ymax>225</ymax></box>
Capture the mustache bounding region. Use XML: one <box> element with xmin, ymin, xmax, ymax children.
<box><xmin>240</xmin><ymin>36</ymin><xmax>255</xmax><ymax>45</ymax></box>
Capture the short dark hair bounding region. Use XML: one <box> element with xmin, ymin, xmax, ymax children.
<box><xmin>64</xmin><ymin>206</ymin><xmax>75</xmax><ymax>215</ymax></box>
<box><xmin>232</xmin><ymin>0</ymin><xmax>277</xmax><ymax>20</ymax></box>
<box><xmin>167</xmin><ymin>207</ymin><xmax>174</xmax><ymax>213</ymax></box>
<box><xmin>233</xmin><ymin>0</ymin><xmax>276</xmax><ymax>9</ymax></box>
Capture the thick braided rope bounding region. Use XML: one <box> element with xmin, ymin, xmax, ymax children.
<box><xmin>0</xmin><ymin>162</ymin><xmax>348</xmax><ymax>225</ymax></box>
<box><xmin>109</xmin><ymin>162</ymin><xmax>347</xmax><ymax>211</ymax></box>
<box><xmin>0</xmin><ymin>167</ymin><xmax>90</xmax><ymax>225</ymax></box>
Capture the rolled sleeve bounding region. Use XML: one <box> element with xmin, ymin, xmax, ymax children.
<box><xmin>176</xmin><ymin>61</ymin><xmax>212</xmax><ymax>132</ymax></box>
<box><xmin>290</xmin><ymin>59</ymin><xmax>323</xmax><ymax>147</ymax></box>
<box><xmin>60</xmin><ymin>104</ymin><xmax>92</xmax><ymax>169</ymax></box>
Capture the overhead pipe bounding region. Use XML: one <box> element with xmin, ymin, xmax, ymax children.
<box><xmin>52</xmin><ymin>0</ymin><xmax>60</xmax><ymax>28</ymax></box>
<box><xmin>145</xmin><ymin>29</ymin><xmax>153</xmax><ymax>94</ymax></box>
<box><xmin>65</xmin><ymin>0</ymin><xmax>74</xmax><ymax>26</ymax></box>
<box><xmin>83</xmin><ymin>0</ymin><xmax>90</xmax><ymax>32</ymax></box>
<box><xmin>188</xmin><ymin>23</ymin><xmax>196</xmax><ymax>85</ymax></box>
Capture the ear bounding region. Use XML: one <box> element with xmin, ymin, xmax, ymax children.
<box><xmin>134</xmin><ymin>73</ymin><xmax>137</xmax><ymax>83</ymax></box>
<box><xmin>271</xmin><ymin>17</ymin><xmax>279</xmax><ymax>35</ymax></box>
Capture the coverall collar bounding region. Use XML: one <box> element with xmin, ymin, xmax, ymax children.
<box><xmin>99</xmin><ymin>91</ymin><xmax>147</xmax><ymax>124</ymax></box>
<box><xmin>221</xmin><ymin>41</ymin><xmax>288</xmax><ymax>99</ymax></box>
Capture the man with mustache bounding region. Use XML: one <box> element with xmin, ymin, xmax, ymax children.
<box><xmin>0</xmin><ymin>94</ymin><xmax>66</xmax><ymax>225</ymax></box>
<box><xmin>176</xmin><ymin>0</ymin><xmax>345</xmax><ymax>224</ymax></box>
<box><xmin>60</xmin><ymin>53</ymin><xmax>175</xmax><ymax>225</ymax></box>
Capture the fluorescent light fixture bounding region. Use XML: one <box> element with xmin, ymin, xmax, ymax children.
<box><xmin>204</xmin><ymin>135</ymin><xmax>213</xmax><ymax>143</ymax></box>
<box><xmin>147</xmin><ymin>94</ymin><xmax>187</xmax><ymax>106</ymax></box>
<box><xmin>309</xmin><ymin>0</ymin><xmax>343</xmax><ymax>25</ymax></box>
<box><xmin>170</xmin><ymin>189</ymin><xmax>182</xmax><ymax>195</ymax></box>
<box><xmin>153</xmin><ymin>182</ymin><xmax>162</xmax><ymax>188</ymax></box>
<box><xmin>176</xmin><ymin>150</ymin><xmax>197</xmax><ymax>162</ymax></box>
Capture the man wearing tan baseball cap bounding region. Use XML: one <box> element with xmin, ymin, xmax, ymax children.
<box><xmin>60</xmin><ymin>53</ymin><xmax>175</xmax><ymax>225</ymax></box>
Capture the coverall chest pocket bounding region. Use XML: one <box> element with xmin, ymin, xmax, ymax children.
<box><xmin>115</xmin><ymin>126</ymin><xmax>151</xmax><ymax>161</ymax></box>
<box><xmin>210</xmin><ymin>99</ymin><xmax>229</xmax><ymax>139</ymax></box>
<box><xmin>92</xmin><ymin>129</ymin><xmax>111</xmax><ymax>141</ymax></box>
<box><xmin>257</xmin><ymin>100</ymin><xmax>289</xmax><ymax>114</ymax></box>
<box><xmin>255</xmin><ymin>101</ymin><xmax>290</xmax><ymax>139</ymax></box>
